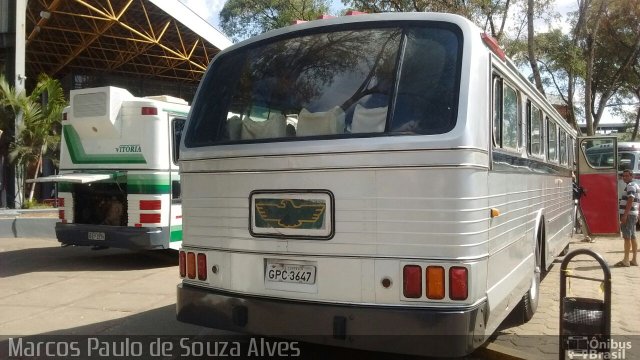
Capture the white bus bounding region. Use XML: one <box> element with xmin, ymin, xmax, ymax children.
<box><xmin>176</xmin><ymin>12</ymin><xmax>576</xmax><ymax>356</ymax></box>
<box><xmin>32</xmin><ymin>86</ymin><xmax>188</xmax><ymax>250</ymax></box>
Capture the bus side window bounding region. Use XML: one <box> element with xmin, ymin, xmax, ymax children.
<box><xmin>547</xmin><ymin>119</ymin><xmax>558</xmax><ymax>162</ymax></box>
<box><xmin>619</xmin><ymin>153</ymin><xmax>635</xmax><ymax>171</ymax></box>
<box><xmin>559</xmin><ymin>131</ymin><xmax>568</xmax><ymax>166</ymax></box>
<box><xmin>172</xmin><ymin>118</ymin><xmax>186</xmax><ymax>165</ymax></box>
<box><xmin>493</xmin><ymin>76</ymin><xmax>519</xmax><ymax>151</ymax></box>
<box><xmin>172</xmin><ymin>180</ymin><xmax>181</xmax><ymax>203</ymax></box>
<box><xmin>527</xmin><ymin>101</ymin><xmax>543</xmax><ymax>157</ymax></box>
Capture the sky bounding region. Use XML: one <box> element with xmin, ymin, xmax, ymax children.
<box><xmin>179</xmin><ymin>0</ymin><xmax>580</xmax><ymax>32</ymax></box>
<box><xmin>178</xmin><ymin>0</ymin><xmax>226</xmax><ymax>28</ymax></box>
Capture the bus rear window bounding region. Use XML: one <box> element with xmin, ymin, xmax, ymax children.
<box><xmin>185</xmin><ymin>24</ymin><xmax>462</xmax><ymax>147</ymax></box>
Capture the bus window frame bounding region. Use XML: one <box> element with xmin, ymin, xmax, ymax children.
<box><xmin>492</xmin><ymin>74</ymin><xmax>520</xmax><ymax>153</ymax></box>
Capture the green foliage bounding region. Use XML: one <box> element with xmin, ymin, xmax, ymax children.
<box><xmin>341</xmin><ymin>0</ymin><xmax>516</xmax><ymax>40</ymax></box>
<box><xmin>0</xmin><ymin>73</ymin><xmax>67</xmax><ymax>205</ymax></box>
<box><xmin>220</xmin><ymin>0</ymin><xmax>331</xmax><ymax>42</ymax></box>
<box><xmin>21</xmin><ymin>199</ymin><xmax>54</xmax><ymax>209</ymax></box>
<box><xmin>8</xmin><ymin>74</ymin><xmax>65</xmax><ymax>167</ymax></box>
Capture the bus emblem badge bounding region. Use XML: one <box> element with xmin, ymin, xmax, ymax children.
<box><xmin>250</xmin><ymin>191</ymin><xmax>334</xmax><ymax>239</ymax></box>
<box><xmin>255</xmin><ymin>199</ymin><xmax>325</xmax><ymax>228</ymax></box>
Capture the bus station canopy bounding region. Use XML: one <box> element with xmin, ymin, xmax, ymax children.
<box><xmin>25</xmin><ymin>0</ymin><xmax>232</xmax><ymax>85</ymax></box>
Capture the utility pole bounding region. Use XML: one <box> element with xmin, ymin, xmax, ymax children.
<box><xmin>10</xmin><ymin>0</ymin><xmax>27</xmax><ymax>208</ymax></box>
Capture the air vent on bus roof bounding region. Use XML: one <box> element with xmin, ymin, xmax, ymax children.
<box><xmin>144</xmin><ymin>95</ymin><xmax>188</xmax><ymax>105</ymax></box>
<box><xmin>74</xmin><ymin>92</ymin><xmax>107</xmax><ymax>118</ymax></box>
<box><xmin>69</xmin><ymin>86</ymin><xmax>133</xmax><ymax>139</ymax></box>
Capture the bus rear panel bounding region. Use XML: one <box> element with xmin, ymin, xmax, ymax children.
<box><xmin>176</xmin><ymin>12</ymin><xmax>574</xmax><ymax>357</ymax></box>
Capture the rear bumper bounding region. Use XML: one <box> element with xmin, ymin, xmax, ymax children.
<box><xmin>176</xmin><ymin>284</ymin><xmax>487</xmax><ymax>357</ymax></box>
<box><xmin>55</xmin><ymin>223</ymin><xmax>168</xmax><ymax>250</ymax></box>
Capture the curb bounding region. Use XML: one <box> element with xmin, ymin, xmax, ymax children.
<box><xmin>0</xmin><ymin>209</ymin><xmax>57</xmax><ymax>239</ymax></box>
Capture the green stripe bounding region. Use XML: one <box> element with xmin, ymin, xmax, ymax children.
<box><xmin>63</xmin><ymin>125</ymin><xmax>146</xmax><ymax>164</ymax></box>
<box><xmin>127</xmin><ymin>173</ymin><xmax>171</xmax><ymax>194</ymax></box>
<box><xmin>166</xmin><ymin>109</ymin><xmax>189</xmax><ymax>116</ymax></box>
<box><xmin>170</xmin><ymin>226</ymin><xmax>183</xmax><ymax>242</ymax></box>
<box><xmin>55</xmin><ymin>173</ymin><xmax>172</xmax><ymax>194</ymax></box>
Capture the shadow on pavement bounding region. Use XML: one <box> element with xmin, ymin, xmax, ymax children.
<box><xmin>0</xmin><ymin>245</ymin><xmax>177</xmax><ymax>277</ymax></box>
<box><xmin>0</xmin><ymin>303</ymin><xmax>484</xmax><ymax>360</ymax></box>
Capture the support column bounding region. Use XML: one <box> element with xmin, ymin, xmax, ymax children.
<box><xmin>11</xmin><ymin>0</ymin><xmax>27</xmax><ymax>208</ymax></box>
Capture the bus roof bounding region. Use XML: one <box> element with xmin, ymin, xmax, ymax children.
<box><xmin>618</xmin><ymin>142</ymin><xmax>640</xmax><ymax>151</ymax></box>
<box><xmin>221</xmin><ymin>12</ymin><xmax>478</xmax><ymax>55</ymax></box>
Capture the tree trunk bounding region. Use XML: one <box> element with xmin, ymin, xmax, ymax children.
<box><xmin>28</xmin><ymin>154</ymin><xmax>42</xmax><ymax>203</ymax></box>
<box><xmin>527</xmin><ymin>0</ymin><xmax>544</xmax><ymax>95</ymax></box>
<box><xmin>583</xmin><ymin>0</ymin><xmax>607</xmax><ymax>135</ymax></box>
<box><xmin>633</xmin><ymin>89</ymin><xmax>640</xmax><ymax>141</ymax></box>
<box><xmin>632</xmin><ymin>108</ymin><xmax>640</xmax><ymax>141</ymax></box>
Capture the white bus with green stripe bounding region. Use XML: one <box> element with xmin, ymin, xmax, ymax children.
<box><xmin>33</xmin><ymin>86</ymin><xmax>188</xmax><ymax>250</ymax></box>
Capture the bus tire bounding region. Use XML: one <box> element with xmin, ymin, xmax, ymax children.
<box><xmin>521</xmin><ymin>241</ymin><xmax>541</xmax><ymax>322</ymax></box>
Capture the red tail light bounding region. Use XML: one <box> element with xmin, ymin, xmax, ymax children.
<box><xmin>481</xmin><ymin>33</ymin><xmax>506</xmax><ymax>61</ymax></box>
<box><xmin>449</xmin><ymin>267</ymin><xmax>468</xmax><ymax>300</ymax></box>
<box><xmin>197</xmin><ymin>253</ymin><xmax>207</xmax><ymax>280</ymax></box>
<box><xmin>426</xmin><ymin>266</ymin><xmax>445</xmax><ymax>300</ymax></box>
<box><xmin>139</xmin><ymin>200</ymin><xmax>161</xmax><ymax>210</ymax></box>
<box><xmin>187</xmin><ymin>252</ymin><xmax>196</xmax><ymax>279</ymax></box>
<box><xmin>140</xmin><ymin>213</ymin><xmax>161</xmax><ymax>223</ymax></box>
<box><xmin>403</xmin><ymin>265</ymin><xmax>422</xmax><ymax>298</ymax></box>
<box><xmin>141</xmin><ymin>107</ymin><xmax>158</xmax><ymax>115</ymax></box>
<box><xmin>58</xmin><ymin>209</ymin><xmax>65</xmax><ymax>220</ymax></box>
<box><xmin>57</xmin><ymin>197</ymin><xmax>65</xmax><ymax>207</ymax></box>
<box><xmin>179</xmin><ymin>251</ymin><xmax>186</xmax><ymax>277</ymax></box>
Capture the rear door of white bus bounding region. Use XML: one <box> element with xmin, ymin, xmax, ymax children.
<box><xmin>577</xmin><ymin>136</ymin><xmax>619</xmax><ymax>235</ymax></box>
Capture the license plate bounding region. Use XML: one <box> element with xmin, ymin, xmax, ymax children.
<box><xmin>88</xmin><ymin>231</ymin><xmax>105</xmax><ymax>240</ymax></box>
<box><xmin>265</xmin><ymin>261</ymin><xmax>316</xmax><ymax>285</ymax></box>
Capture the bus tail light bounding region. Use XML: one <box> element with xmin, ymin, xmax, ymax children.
<box><xmin>403</xmin><ymin>265</ymin><xmax>422</xmax><ymax>298</ymax></box>
<box><xmin>481</xmin><ymin>33</ymin><xmax>506</xmax><ymax>61</ymax></box>
<box><xmin>179</xmin><ymin>251</ymin><xmax>186</xmax><ymax>278</ymax></box>
<box><xmin>58</xmin><ymin>209</ymin><xmax>66</xmax><ymax>223</ymax></box>
<box><xmin>449</xmin><ymin>267</ymin><xmax>468</xmax><ymax>300</ymax></box>
<box><xmin>141</xmin><ymin>106</ymin><xmax>158</xmax><ymax>115</ymax></box>
<box><xmin>140</xmin><ymin>213</ymin><xmax>161</xmax><ymax>223</ymax></box>
<box><xmin>197</xmin><ymin>253</ymin><xmax>207</xmax><ymax>280</ymax></box>
<box><xmin>187</xmin><ymin>252</ymin><xmax>196</xmax><ymax>279</ymax></box>
<box><xmin>426</xmin><ymin>266</ymin><xmax>445</xmax><ymax>299</ymax></box>
<box><xmin>140</xmin><ymin>200</ymin><xmax>161</xmax><ymax>210</ymax></box>
<box><xmin>57</xmin><ymin>197</ymin><xmax>65</xmax><ymax>207</ymax></box>
<box><xmin>139</xmin><ymin>200</ymin><xmax>162</xmax><ymax>210</ymax></box>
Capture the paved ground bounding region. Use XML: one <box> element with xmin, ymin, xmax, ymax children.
<box><xmin>0</xmin><ymin>234</ymin><xmax>638</xmax><ymax>359</ymax></box>
<box><xmin>0</xmin><ymin>237</ymin><xmax>213</xmax><ymax>337</ymax></box>
<box><xmin>488</xmin><ymin>235</ymin><xmax>640</xmax><ymax>359</ymax></box>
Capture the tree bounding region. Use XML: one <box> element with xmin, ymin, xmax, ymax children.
<box><xmin>341</xmin><ymin>0</ymin><xmax>515</xmax><ymax>41</ymax></box>
<box><xmin>587</xmin><ymin>0</ymin><xmax>640</xmax><ymax>134</ymax></box>
<box><xmin>526</xmin><ymin>0</ymin><xmax>545</xmax><ymax>95</ymax></box>
<box><xmin>0</xmin><ymin>74</ymin><xmax>66</xmax><ymax>206</ymax></box>
<box><xmin>613</xmin><ymin>61</ymin><xmax>640</xmax><ymax>140</ymax></box>
<box><xmin>513</xmin><ymin>0</ymin><xmax>639</xmax><ymax>135</ymax></box>
<box><xmin>565</xmin><ymin>0</ymin><xmax>640</xmax><ymax>135</ymax></box>
<box><xmin>220</xmin><ymin>0</ymin><xmax>331</xmax><ymax>42</ymax></box>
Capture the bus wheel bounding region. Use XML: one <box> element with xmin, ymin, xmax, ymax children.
<box><xmin>521</xmin><ymin>242</ymin><xmax>541</xmax><ymax>322</ymax></box>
